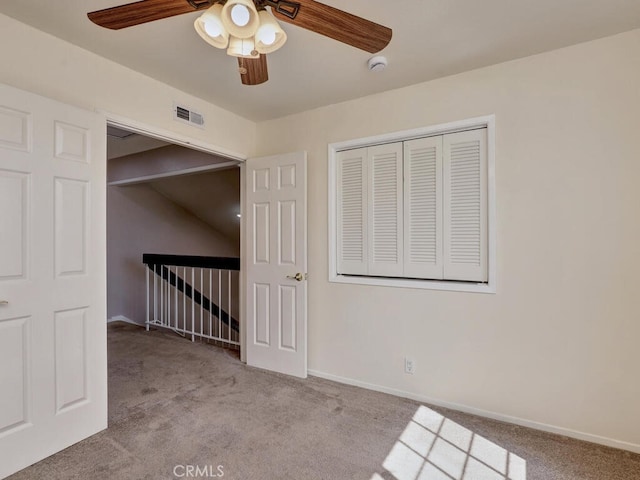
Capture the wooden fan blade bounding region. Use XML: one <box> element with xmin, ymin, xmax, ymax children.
<box><xmin>272</xmin><ymin>0</ymin><xmax>392</xmax><ymax>53</ymax></box>
<box><xmin>88</xmin><ymin>0</ymin><xmax>211</xmax><ymax>30</ymax></box>
<box><xmin>239</xmin><ymin>55</ymin><xmax>269</xmax><ymax>86</ymax></box>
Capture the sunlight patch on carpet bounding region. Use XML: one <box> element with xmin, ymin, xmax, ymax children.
<box><xmin>372</xmin><ymin>406</ymin><xmax>526</xmax><ymax>480</ymax></box>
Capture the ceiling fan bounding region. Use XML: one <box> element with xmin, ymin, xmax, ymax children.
<box><xmin>87</xmin><ymin>0</ymin><xmax>392</xmax><ymax>86</ymax></box>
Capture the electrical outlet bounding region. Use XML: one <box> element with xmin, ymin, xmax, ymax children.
<box><xmin>404</xmin><ymin>357</ymin><xmax>415</xmax><ymax>375</ymax></box>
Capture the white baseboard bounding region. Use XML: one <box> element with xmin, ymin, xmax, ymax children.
<box><xmin>308</xmin><ymin>369</ymin><xmax>640</xmax><ymax>455</ymax></box>
<box><xmin>107</xmin><ymin>315</ymin><xmax>145</xmax><ymax>327</ymax></box>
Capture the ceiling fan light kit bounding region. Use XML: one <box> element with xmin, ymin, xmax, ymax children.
<box><xmin>195</xmin><ymin>1</ymin><xmax>287</xmax><ymax>58</ymax></box>
<box><xmin>221</xmin><ymin>0</ymin><xmax>260</xmax><ymax>38</ymax></box>
<box><xmin>193</xmin><ymin>4</ymin><xmax>229</xmax><ymax>48</ymax></box>
<box><xmin>227</xmin><ymin>36</ymin><xmax>259</xmax><ymax>58</ymax></box>
<box><xmin>88</xmin><ymin>0</ymin><xmax>393</xmax><ymax>86</ymax></box>
<box><xmin>255</xmin><ymin>9</ymin><xmax>287</xmax><ymax>53</ymax></box>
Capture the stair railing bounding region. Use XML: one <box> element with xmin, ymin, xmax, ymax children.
<box><xmin>143</xmin><ymin>254</ymin><xmax>240</xmax><ymax>348</ymax></box>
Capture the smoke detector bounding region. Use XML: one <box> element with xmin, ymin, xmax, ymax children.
<box><xmin>368</xmin><ymin>56</ymin><xmax>388</xmax><ymax>72</ymax></box>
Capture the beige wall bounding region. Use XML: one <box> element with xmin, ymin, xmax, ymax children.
<box><xmin>0</xmin><ymin>13</ymin><xmax>255</xmax><ymax>158</ymax></box>
<box><xmin>107</xmin><ymin>184</ymin><xmax>239</xmax><ymax>323</ymax></box>
<box><xmin>256</xmin><ymin>29</ymin><xmax>640</xmax><ymax>451</ymax></box>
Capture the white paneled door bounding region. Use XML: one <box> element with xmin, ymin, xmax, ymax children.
<box><xmin>0</xmin><ymin>84</ymin><xmax>107</xmax><ymax>478</ymax></box>
<box><xmin>245</xmin><ymin>152</ymin><xmax>307</xmax><ymax>378</ymax></box>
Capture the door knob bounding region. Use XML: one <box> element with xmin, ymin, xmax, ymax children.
<box><xmin>0</xmin><ymin>300</ymin><xmax>8</xmax><ymax>306</ymax></box>
<box><xmin>286</xmin><ymin>273</ymin><xmax>307</xmax><ymax>282</ymax></box>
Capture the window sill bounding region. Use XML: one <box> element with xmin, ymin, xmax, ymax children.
<box><xmin>329</xmin><ymin>273</ymin><xmax>496</xmax><ymax>294</ymax></box>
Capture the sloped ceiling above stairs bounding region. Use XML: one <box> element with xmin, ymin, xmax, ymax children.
<box><xmin>107</xmin><ymin>131</ymin><xmax>241</xmax><ymax>247</ymax></box>
<box><xmin>149</xmin><ymin>168</ymin><xmax>240</xmax><ymax>246</ymax></box>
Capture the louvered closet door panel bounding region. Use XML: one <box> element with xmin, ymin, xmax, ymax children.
<box><xmin>367</xmin><ymin>143</ymin><xmax>403</xmax><ymax>277</ymax></box>
<box><xmin>336</xmin><ymin>148</ymin><xmax>368</xmax><ymax>275</ymax></box>
<box><xmin>404</xmin><ymin>136</ymin><xmax>443</xmax><ymax>279</ymax></box>
<box><xmin>443</xmin><ymin>129</ymin><xmax>488</xmax><ymax>282</ymax></box>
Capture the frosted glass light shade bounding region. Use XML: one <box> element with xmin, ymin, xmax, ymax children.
<box><xmin>194</xmin><ymin>4</ymin><xmax>228</xmax><ymax>49</ymax></box>
<box><xmin>255</xmin><ymin>10</ymin><xmax>287</xmax><ymax>54</ymax></box>
<box><xmin>231</xmin><ymin>5</ymin><xmax>250</xmax><ymax>26</ymax></box>
<box><xmin>227</xmin><ymin>36</ymin><xmax>260</xmax><ymax>58</ymax></box>
<box><xmin>222</xmin><ymin>0</ymin><xmax>260</xmax><ymax>39</ymax></box>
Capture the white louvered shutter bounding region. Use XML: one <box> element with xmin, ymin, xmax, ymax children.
<box><xmin>403</xmin><ymin>136</ymin><xmax>443</xmax><ymax>279</ymax></box>
<box><xmin>443</xmin><ymin>129</ymin><xmax>488</xmax><ymax>282</ymax></box>
<box><xmin>337</xmin><ymin>148</ymin><xmax>368</xmax><ymax>275</ymax></box>
<box><xmin>367</xmin><ymin>143</ymin><xmax>404</xmax><ymax>277</ymax></box>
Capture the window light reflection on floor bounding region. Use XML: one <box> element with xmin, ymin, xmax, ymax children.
<box><xmin>371</xmin><ymin>405</ymin><xmax>527</xmax><ymax>480</ymax></box>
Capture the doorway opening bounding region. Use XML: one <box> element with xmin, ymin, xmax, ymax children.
<box><xmin>105</xmin><ymin>123</ymin><xmax>242</xmax><ymax>354</ymax></box>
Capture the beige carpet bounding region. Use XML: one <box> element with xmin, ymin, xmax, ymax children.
<box><xmin>9</xmin><ymin>322</ymin><xmax>640</xmax><ymax>480</ymax></box>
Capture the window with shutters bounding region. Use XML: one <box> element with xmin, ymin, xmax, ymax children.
<box><xmin>329</xmin><ymin>116</ymin><xmax>495</xmax><ymax>293</ymax></box>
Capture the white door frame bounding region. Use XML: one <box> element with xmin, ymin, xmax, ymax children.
<box><xmin>101</xmin><ymin>111</ymin><xmax>249</xmax><ymax>361</ymax></box>
<box><xmin>102</xmin><ymin>111</ymin><xmax>247</xmax><ymax>162</ymax></box>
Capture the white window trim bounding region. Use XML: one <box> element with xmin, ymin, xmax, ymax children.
<box><xmin>328</xmin><ymin>115</ymin><xmax>496</xmax><ymax>294</ymax></box>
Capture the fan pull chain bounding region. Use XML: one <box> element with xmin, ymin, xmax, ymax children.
<box><xmin>239</xmin><ymin>58</ymin><xmax>248</xmax><ymax>75</ymax></box>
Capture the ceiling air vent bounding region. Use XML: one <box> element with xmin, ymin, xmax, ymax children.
<box><xmin>174</xmin><ymin>104</ymin><xmax>205</xmax><ymax>128</ymax></box>
<box><xmin>190</xmin><ymin>111</ymin><xmax>204</xmax><ymax>126</ymax></box>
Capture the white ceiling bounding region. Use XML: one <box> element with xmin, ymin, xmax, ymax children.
<box><xmin>2</xmin><ymin>0</ymin><xmax>640</xmax><ymax>121</ymax></box>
